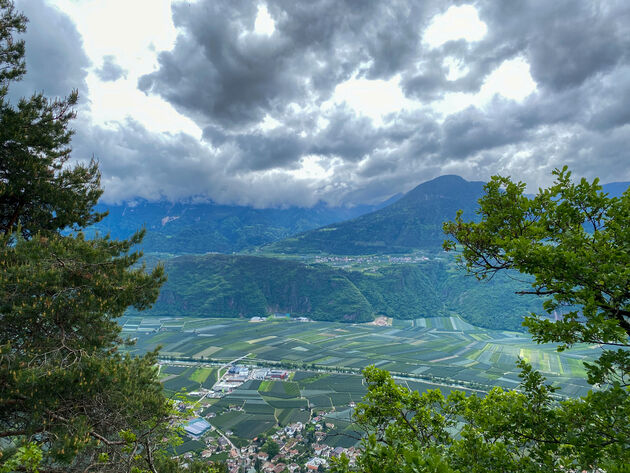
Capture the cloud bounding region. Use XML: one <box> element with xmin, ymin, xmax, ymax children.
<box><xmin>133</xmin><ymin>1</ymin><xmax>630</xmax><ymax>203</ymax></box>
<box><xmin>70</xmin><ymin>118</ymin><xmax>339</xmax><ymax>208</ymax></box>
<box><xmin>16</xmin><ymin>0</ymin><xmax>630</xmax><ymax>207</ymax></box>
<box><xmin>11</xmin><ymin>0</ymin><xmax>89</xmax><ymax>101</ymax></box>
<box><xmin>475</xmin><ymin>1</ymin><xmax>630</xmax><ymax>92</ymax></box>
<box><xmin>137</xmin><ymin>0</ymin><xmax>440</xmax><ymax>130</ymax></box>
<box><xmin>94</xmin><ymin>55</ymin><xmax>127</xmax><ymax>82</ymax></box>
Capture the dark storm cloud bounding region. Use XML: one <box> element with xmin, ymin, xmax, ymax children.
<box><xmin>138</xmin><ymin>0</ymin><xmax>441</xmax><ymax>130</ymax></box>
<box><xmin>95</xmin><ymin>55</ymin><xmax>127</xmax><ymax>82</ymax></box>
<box><xmin>10</xmin><ymin>0</ymin><xmax>89</xmax><ymax>101</ymax></box>
<box><xmin>19</xmin><ymin>0</ymin><xmax>629</xmax><ymax>207</ymax></box>
<box><xmin>70</xmin><ymin>118</ymin><xmax>337</xmax><ymax>207</ymax></box>
<box><xmin>133</xmin><ymin>0</ymin><xmax>630</xmax><ymax>205</ymax></box>
<box><xmin>310</xmin><ymin>108</ymin><xmax>385</xmax><ymax>161</ymax></box>
<box><xmin>584</xmin><ymin>66</ymin><xmax>630</xmax><ymax>131</ymax></box>
<box><xmin>121</xmin><ymin>0</ymin><xmax>630</xmax><ymax>203</ymax></box>
<box><xmin>232</xmin><ymin>129</ymin><xmax>306</xmax><ymax>171</ymax></box>
<box><xmin>473</xmin><ymin>1</ymin><xmax>630</xmax><ymax>92</ymax></box>
<box><xmin>138</xmin><ymin>0</ymin><xmax>309</xmax><ymax>129</ymax></box>
<box><xmin>441</xmin><ymin>104</ymin><xmax>530</xmax><ymax>159</ymax></box>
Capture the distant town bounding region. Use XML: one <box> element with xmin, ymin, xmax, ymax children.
<box><xmin>311</xmin><ymin>254</ymin><xmax>430</xmax><ymax>269</ymax></box>
<box><xmin>169</xmin><ymin>362</ymin><xmax>361</xmax><ymax>473</ymax></box>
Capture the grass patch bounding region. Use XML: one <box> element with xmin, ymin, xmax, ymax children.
<box><xmin>189</xmin><ymin>367</ymin><xmax>214</xmax><ymax>384</ymax></box>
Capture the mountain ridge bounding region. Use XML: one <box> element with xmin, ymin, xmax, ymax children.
<box><xmin>88</xmin><ymin>197</ymin><xmax>399</xmax><ymax>254</ymax></box>
<box><xmin>263</xmin><ymin>175</ymin><xmax>486</xmax><ymax>255</ymax></box>
<box><xmin>90</xmin><ymin>177</ymin><xmax>628</xmax><ymax>255</ymax></box>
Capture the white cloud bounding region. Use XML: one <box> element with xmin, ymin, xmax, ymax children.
<box><xmin>47</xmin><ymin>0</ymin><xmax>202</xmax><ymax>137</ymax></box>
<box><xmin>479</xmin><ymin>57</ymin><xmax>537</xmax><ymax>102</ymax></box>
<box><xmin>433</xmin><ymin>57</ymin><xmax>537</xmax><ymax>117</ymax></box>
<box><xmin>326</xmin><ymin>75</ymin><xmax>419</xmax><ymax>124</ymax></box>
<box><xmin>86</xmin><ymin>75</ymin><xmax>202</xmax><ymax>137</ymax></box>
<box><xmin>443</xmin><ymin>56</ymin><xmax>469</xmax><ymax>81</ymax></box>
<box><xmin>259</xmin><ymin>113</ymin><xmax>282</xmax><ymax>131</ymax></box>
<box><xmin>49</xmin><ymin>0</ymin><xmax>176</xmax><ymax>73</ymax></box>
<box><xmin>423</xmin><ymin>5</ymin><xmax>487</xmax><ymax>48</ymax></box>
<box><xmin>287</xmin><ymin>155</ymin><xmax>334</xmax><ymax>180</ymax></box>
<box><xmin>254</xmin><ymin>4</ymin><xmax>275</xmax><ymax>36</ymax></box>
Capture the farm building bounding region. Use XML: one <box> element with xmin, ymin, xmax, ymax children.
<box><xmin>184</xmin><ymin>418</ymin><xmax>212</xmax><ymax>439</ymax></box>
<box><xmin>252</xmin><ymin>369</ymin><xmax>269</xmax><ymax>379</ymax></box>
<box><xmin>269</xmin><ymin>370</ymin><xmax>288</xmax><ymax>379</ymax></box>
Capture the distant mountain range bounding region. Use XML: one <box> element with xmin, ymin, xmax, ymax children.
<box><xmin>92</xmin><ymin>176</ymin><xmax>628</xmax><ymax>256</ymax></box>
<box><xmin>264</xmin><ymin>175</ymin><xmax>486</xmax><ymax>255</ymax></box>
<box><xmin>264</xmin><ymin>176</ymin><xmax>629</xmax><ymax>255</ymax></box>
<box><xmin>89</xmin><ymin>195</ymin><xmax>401</xmax><ymax>254</ymax></box>
<box><xmin>601</xmin><ymin>181</ymin><xmax>630</xmax><ymax>198</ymax></box>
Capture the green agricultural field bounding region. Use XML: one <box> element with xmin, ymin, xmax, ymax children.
<box><xmin>162</xmin><ymin>368</ymin><xmax>201</xmax><ymax>393</ymax></box>
<box><xmin>170</xmin><ymin>438</ymin><xmax>206</xmax><ymax>456</ymax></box>
<box><xmin>190</xmin><ymin>367</ymin><xmax>215</xmax><ymax>384</ymax></box>
<box><xmin>258</xmin><ymin>380</ymin><xmax>301</xmax><ymax>399</ymax></box>
<box><xmin>127</xmin><ymin>316</ymin><xmax>597</xmax><ymax>398</ymax></box>
<box><xmin>125</xmin><ymin>315</ymin><xmax>601</xmax><ymax>444</ymax></box>
<box><xmin>276</xmin><ymin>408</ymin><xmax>310</xmax><ymax>426</ymax></box>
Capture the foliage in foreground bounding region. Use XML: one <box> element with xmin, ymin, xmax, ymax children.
<box><xmin>0</xmin><ymin>2</ymin><xmax>220</xmax><ymax>471</ymax></box>
<box><xmin>334</xmin><ymin>169</ymin><xmax>630</xmax><ymax>472</ymax></box>
<box><xmin>332</xmin><ymin>363</ymin><xmax>629</xmax><ymax>473</ymax></box>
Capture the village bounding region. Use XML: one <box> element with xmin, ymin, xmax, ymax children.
<box><xmin>181</xmin><ymin>415</ymin><xmax>360</xmax><ymax>473</ymax></box>
<box><xmin>173</xmin><ymin>363</ymin><xmax>361</xmax><ymax>472</ymax></box>
<box><xmin>311</xmin><ymin>254</ymin><xmax>430</xmax><ymax>269</ymax></box>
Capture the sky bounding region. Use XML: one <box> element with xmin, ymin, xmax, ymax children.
<box><xmin>11</xmin><ymin>0</ymin><xmax>630</xmax><ymax>207</ymax></box>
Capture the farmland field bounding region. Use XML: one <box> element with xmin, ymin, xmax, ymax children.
<box><xmin>120</xmin><ymin>314</ymin><xmax>596</xmax><ymax>443</ymax></box>
<box><xmin>122</xmin><ymin>315</ymin><xmax>594</xmax><ymax>394</ymax></box>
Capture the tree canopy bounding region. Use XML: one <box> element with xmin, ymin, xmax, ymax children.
<box><xmin>0</xmin><ymin>2</ymin><xmax>219</xmax><ymax>471</ymax></box>
<box><xmin>333</xmin><ymin>169</ymin><xmax>630</xmax><ymax>473</ymax></box>
<box><xmin>444</xmin><ymin>167</ymin><xmax>629</xmax><ymax>386</ymax></box>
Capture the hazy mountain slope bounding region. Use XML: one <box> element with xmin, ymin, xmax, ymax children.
<box><xmin>89</xmin><ymin>198</ymin><xmax>398</xmax><ymax>254</ymax></box>
<box><xmin>265</xmin><ymin>175</ymin><xmax>485</xmax><ymax>255</ymax></box>
<box><xmin>603</xmin><ymin>181</ymin><xmax>630</xmax><ymax>198</ymax></box>
<box><xmin>141</xmin><ymin>254</ymin><xmax>541</xmax><ymax>331</ymax></box>
<box><xmin>265</xmin><ymin>178</ymin><xmax>628</xmax><ymax>255</ymax></box>
<box><xmin>90</xmin><ymin>179</ymin><xmax>626</xmax><ymax>256</ymax></box>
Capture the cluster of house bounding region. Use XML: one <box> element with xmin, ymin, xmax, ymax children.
<box><xmin>312</xmin><ymin>254</ymin><xmax>429</xmax><ymax>267</ymax></box>
<box><xmin>224</xmin><ymin>441</ymin><xmax>302</xmax><ymax>473</ymax></box>
<box><xmin>220</xmin><ymin>420</ymin><xmax>360</xmax><ymax>473</ymax></box>
<box><xmin>183</xmin><ymin>413</ymin><xmax>361</xmax><ymax>473</ymax></box>
<box><xmin>199</xmin><ymin>435</ymin><xmax>231</xmax><ymax>457</ymax></box>
<box><xmin>386</xmin><ymin>255</ymin><xmax>429</xmax><ymax>263</ymax></box>
<box><xmin>303</xmin><ymin>444</ymin><xmax>360</xmax><ymax>471</ymax></box>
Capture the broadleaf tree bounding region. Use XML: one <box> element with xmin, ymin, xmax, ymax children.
<box><xmin>332</xmin><ymin>168</ymin><xmax>629</xmax><ymax>473</ymax></box>
<box><xmin>0</xmin><ymin>2</ymin><xmax>221</xmax><ymax>471</ymax></box>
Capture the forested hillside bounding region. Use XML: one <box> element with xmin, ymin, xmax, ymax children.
<box><xmin>144</xmin><ymin>254</ymin><xmax>541</xmax><ymax>331</ymax></box>
<box><xmin>147</xmin><ymin>254</ymin><xmax>374</xmax><ymax>322</ymax></box>
<box><xmin>264</xmin><ymin>175</ymin><xmax>485</xmax><ymax>254</ymax></box>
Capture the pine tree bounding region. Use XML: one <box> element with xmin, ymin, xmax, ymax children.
<box><xmin>0</xmin><ymin>2</ymin><xmax>217</xmax><ymax>471</ymax></box>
